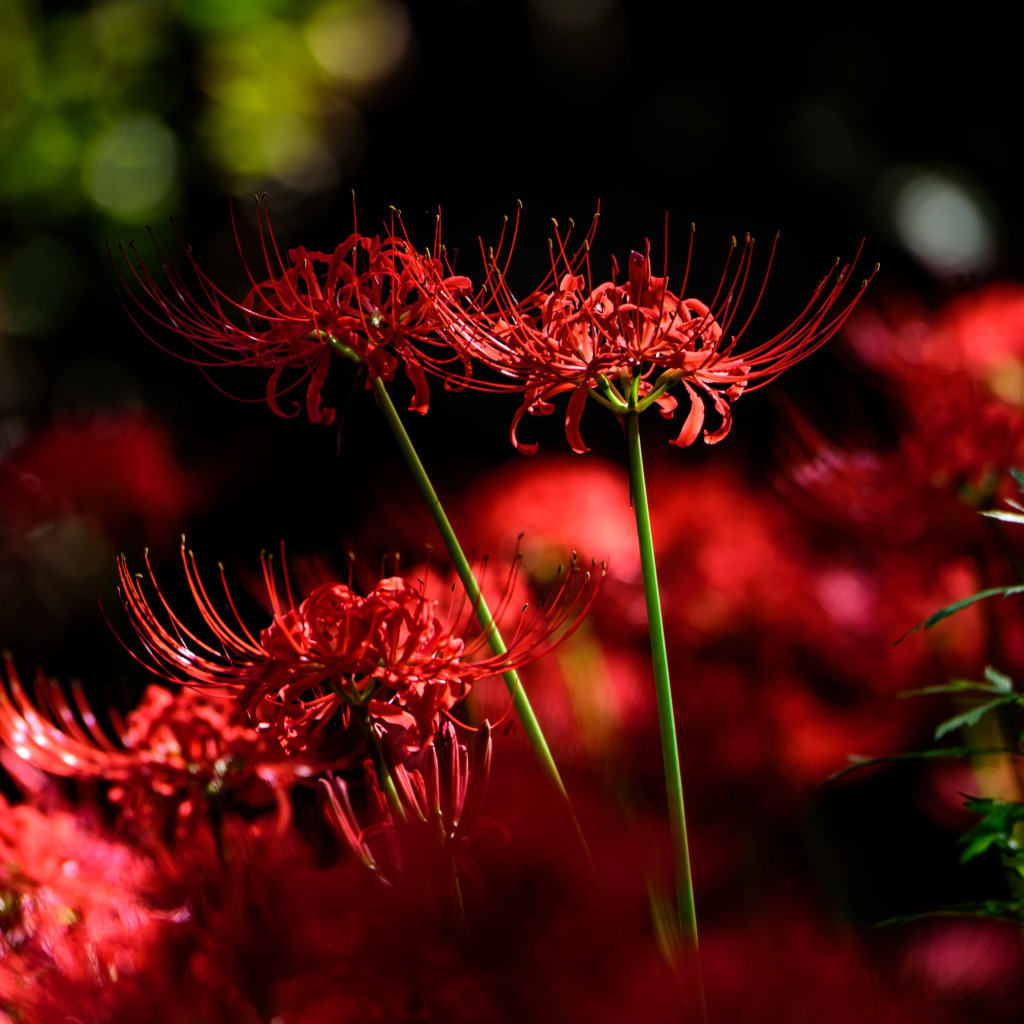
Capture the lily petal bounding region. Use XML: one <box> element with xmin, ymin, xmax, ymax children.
<box><xmin>669</xmin><ymin>382</ymin><xmax>705</xmax><ymax>448</ymax></box>
<box><xmin>306</xmin><ymin>347</ymin><xmax>336</xmax><ymax>425</ymax></box>
<box><xmin>404</xmin><ymin>360</ymin><xmax>431</xmax><ymax>415</ymax></box>
<box><xmin>564</xmin><ymin>383</ymin><xmax>592</xmax><ymax>455</ymax></box>
<box><xmin>703</xmin><ymin>389</ymin><xmax>733</xmax><ymax>444</ymax></box>
<box><xmin>510</xmin><ymin>395</ymin><xmax>540</xmax><ymax>455</ymax></box>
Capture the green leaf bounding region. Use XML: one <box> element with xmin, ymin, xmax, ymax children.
<box><xmin>980</xmin><ymin>510</ymin><xmax>1024</xmax><ymax>524</ymax></box>
<box><xmin>984</xmin><ymin>666</ymin><xmax>1015</xmax><ymax>693</ymax></box>
<box><xmin>935</xmin><ymin>696</ymin><xmax>1019</xmax><ymax>740</ymax></box>
<box><xmin>900</xmin><ymin>585</ymin><xmax>1024</xmax><ymax>639</ymax></box>
<box><xmin>1010</xmin><ymin>468</ymin><xmax>1024</xmax><ymax>492</ymax></box>
<box><xmin>874</xmin><ymin>904</ymin><xmax>1024</xmax><ymax>927</ymax></box>
<box><xmin>826</xmin><ymin>746</ymin><xmax>1018</xmax><ymax>782</ymax></box>
<box><xmin>902</xmin><ymin>676</ymin><xmax>1013</xmax><ymax>698</ymax></box>
<box><xmin>959</xmin><ymin>797</ymin><xmax>1024</xmax><ymax>863</ymax></box>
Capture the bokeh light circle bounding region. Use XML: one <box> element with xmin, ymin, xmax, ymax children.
<box><xmin>81</xmin><ymin>115</ymin><xmax>179</xmax><ymax>220</ymax></box>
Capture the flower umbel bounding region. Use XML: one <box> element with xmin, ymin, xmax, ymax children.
<box><xmin>427</xmin><ymin>210</ymin><xmax>876</xmax><ymax>452</ymax></box>
<box><xmin>118</xmin><ymin>543</ymin><xmax>601</xmax><ymax>758</ymax></box>
<box><xmin>115</xmin><ymin>198</ymin><xmax>471</xmax><ymax>424</ymax></box>
<box><xmin>0</xmin><ymin>662</ymin><xmax>309</xmax><ymax>840</ymax></box>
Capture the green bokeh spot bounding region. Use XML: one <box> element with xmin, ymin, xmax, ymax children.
<box><xmin>181</xmin><ymin>0</ymin><xmax>293</xmax><ymax>34</ymax></box>
<box><xmin>81</xmin><ymin>114</ymin><xmax>179</xmax><ymax>220</ymax></box>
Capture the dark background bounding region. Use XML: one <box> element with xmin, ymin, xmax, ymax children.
<box><xmin>0</xmin><ymin>0</ymin><xmax>1015</xmax><ymax>721</ymax></box>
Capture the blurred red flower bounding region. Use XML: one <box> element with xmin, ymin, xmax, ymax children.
<box><xmin>453</xmin><ymin>455</ymin><xmax>986</xmax><ymax>803</ymax></box>
<box><xmin>0</xmin><ymin>797</ymin><xmax>182</xmax><ymax>1019</ymax></box>
<box><xmin>0</xmin><ymin>664</ymin><xmax>314</xmax><ymax>844</ymax></box>
<box><xmin>0</xmin><ymin>412</ymin><xmax>200</xmax><ymax>543</ymax></box>
<box><xmin>846</xmin><ymin>285</ymin><xmax>1024</xmax><ymax>412</ymax></box>
<box><xmin>700</xmin><ymin>902</ymin><xmax>953</xmax><ymax>1024</ymax></box>
<box><xmin>779</xmin><ymin>399</ymin><xmax>1024</xmax><ymax>548</ymax></box>
<box><xmin>901</xmin><ymin>916</ymin><xmax>1024</xmax><ymax>1023</ymax></box>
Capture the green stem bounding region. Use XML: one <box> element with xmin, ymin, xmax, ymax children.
<box><xmin>356</xmin><ymin>708</ymin><xmax>407</xmax><ymax>824</ymax></box>
<box><xmin>625</xmin><ymin>410</ymin><xmax>703</xmax><ymax>987</ymax></box>
<box><xmin>365</xmin><ymin>370</ymin><xmax>571</xmax><ymax>804</ymax></box>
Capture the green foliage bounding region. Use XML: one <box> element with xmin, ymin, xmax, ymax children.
<box><xmin>829</xmin><ymin>744</ymin><xmax>1015</xmax><ymax>783</ymax></box>
<box><xmin>959</xmin><ymin>796</ymin><xmax>1024</xmax><ymax>864</ymax></box>
<box><xmin>903</xmin><ymin>666</ymin><xmax>1015</xmax><ymax>698</ymax></box>
<box><xmin>899</xmin><ymin>667</ymin><xmax>1022</xmax><ymax>740</ymax></box>
<box><xmin>901</xmin><ymin>584</ymin><xmax>1024</xmax><ymax>637</ymax></box>
<box><xmin>934</xmin><ymin>697</ymin><xmax>1019</xmax><ymax>740</ymax></box>
<box><xmin>866</xmin><ymin>470</ymin><xmax>1024</xmax><ymax>927</ymax></box>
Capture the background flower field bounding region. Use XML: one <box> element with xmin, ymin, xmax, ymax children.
<box><xmin>2</xmin><ymin>2</ymin><xmax>1024</xmax><ymax>1021</ymax></box>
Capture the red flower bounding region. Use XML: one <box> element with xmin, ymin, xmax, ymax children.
<box><xmin>0</xmin><ymin>663</ymin><xmax>313</xmax><ymax>842</ymax></box>
<box><xmin>321</xmin><ymin>719</ymin><xmax>498</xmax><ymax>893</ymax></box>
<box><xmin>118</xmin><ymin>543</ymin><xmax>601</xmax><ymax>758</ymax></box>
<box><xmin>0</xmin><ymin>412</ymin><xmax>201</xmax><ymax>542</ymax></box>
<box><xmin>115</xmin><ymin>198</ymin><xmax>471</xmax><ymax>424</ymax></box>
<box><xmin>779</xmin><ymin>398</ymin><xmax>1024</xmax><ymax>547</ymax></box>
<box><xmin>0</xmin><ymin>796</ymin><xmax>176</xmax><ymax>1013</ymax></box>
<box><xmin>427</xmin><ymin>211</ymin><xmax>874</xmax><ymax>453</ymax></box>
<box><xmin>846</xmin><ymin>284</ymin><xmax>1024</xmax><ymax>409</ymax></box>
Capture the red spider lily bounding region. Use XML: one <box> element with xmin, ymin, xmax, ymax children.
<box><xmin>321</xmin><ymin>719</ymin><xmax>498</xmax><ymax>895</ymax></box>
<box><xmin>0</xmin><ymin>796</ymin><xmax>178</xmax><ymax>1007</ymax></box>
<box><xmin>0</xmin><ymin>662</ymin><xmax>314</xmax><ymax>840</ymax></box>
<box><xmin>424</xmin><ymin>208</ymin><xmax>876</xmax><ymax>453</ymax></box>
<box><xmin>114</xmin><ymin>197</ymin><xmax>471</xmax><ymax>424</ymax></box>
<box><xmin>0</xmin><ymin>412</ymin><xmax>201</xmax><ymax>543</ymax></box>
<box><xmin>846</xmin><ymin>284</ymin><xmax>1024</xmax><ymax>403</ymax></box>
<box><xmin>778</xmin><ymin>398</ymin><xmax>1024</xmax><ymax>547</ymax></box>
<box><xmin>117</xmin><ymin>542</ymin><xmax>601</xmax><ymax>759</ymax></box>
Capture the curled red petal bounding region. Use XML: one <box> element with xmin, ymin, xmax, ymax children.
<box><xmin>510</xmin><ymin>395</ymin><xmax>539</xmax><ymax>456</ymax></box>
<box><xmin>669</xmin><ymin>382</ymin><xmax>705</xmax><ymax>448</ymax></box>
<box><xmin>564</xmin><ymin>382</ymin><xmax>591</xmax><ymax>455</ymax></box>
<box><xmin>306</xmin><ymin>347</ymin><xmax>336</xmax><ymax>425</ymax></box>
<box><xmin>367</xmin><ymin>700</ymin><xmax>418</xmax><ymax>735</ymax></box>
<box><xmin>703</xmin><ymin>389</ymin><xmax>733</xmax><ymax>444</ymax></box>
<box><xmin>655</xmin><ymin>391</ymin><xmax>678</xmax><ymax>419</ymax></box>
<box><xmin>266</xmin><ymin>363</ymin><xmax>300</xmax><ymax>419</ymax></box>
<box><xmin>404</xmin><ymin>360</ymin><xmax>431</xmax><ymax>415</ymax></box>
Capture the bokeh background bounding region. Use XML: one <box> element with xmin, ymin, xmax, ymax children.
<box><xmin>3</xmin><ymin>2</ymin><xmax>1024</xmax><ymax>1018</ymax></box>
<box><xmin>1</xmin><ymin>0</ymin><xmax>1017</xmax><ymax>659</ymax></box>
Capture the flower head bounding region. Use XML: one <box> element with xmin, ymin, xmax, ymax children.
<box><xmin>0</xmin><ymin>412</ymin><xmax>201</xmax><ymax>543</ymax></box>
<box><xmin>115</xmin><ymin>197</ymin><xmax>471</xmax><ymax>424</ymax></box>
<box><xmin>0</xmin><ymin>661</ymin><xmax>309</xmax><ymax>840</ymax></box>
<box><xmin>778</xmin><ymin>398</ymin><xmax>1024</xmax><ymax>547</ymax></box>
<box><xmin>118</xmin><ymin>542</ymin><xmax>600</xmax><ymax>758</ymax></box>
<box><xmin>0</xmin><ymin>798</ymin><xmax>167</xmax><ymax>1001</ymax></box>
<box><xmin>426</xmin><ymin>209</ymin><xmax>875</xmax><ymax>453</ymax></box>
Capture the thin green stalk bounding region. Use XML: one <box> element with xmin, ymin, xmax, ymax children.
<box><xmin>625</xmin><ymin>408</ymin><xmax>702</xmax><ymax>988</ymax></box>
<box><xmin>356</xmin><ymin>706</ymin><xmax>407</xmax><ymax>824</ymax></box>
<box><xmin>358</xmin><ymin>365</ymin><xmax>570</xmax><ymax>804</ymax></box>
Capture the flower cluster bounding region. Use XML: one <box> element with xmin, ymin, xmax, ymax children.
<box><xmin>120</xmin><ymin>203</ymin><xmax>873</xmax><ymax>457</ymax></box>
<box><xmin>12</xmin><ymin>195</ymin><xmax>1023</xmax><ymax>1023</ymax></box>
<box><xmin>118</xmin><ymin>543</ymin><xmax>600</xmax><ymax>760</ymax></box>
<box><xmin>115</xmin><ymin>198</ymin><xmax>471</xmax><ymax>424</ymax></box>
<box><xmin>0</xmin><ymin>663</ymin><xmax>310</xmax><ymax>843</ymax></box>
<box><xmin>422</xmin><ymin>214</ymin><xmax>875</xmax><ymax>453</ymax></box>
